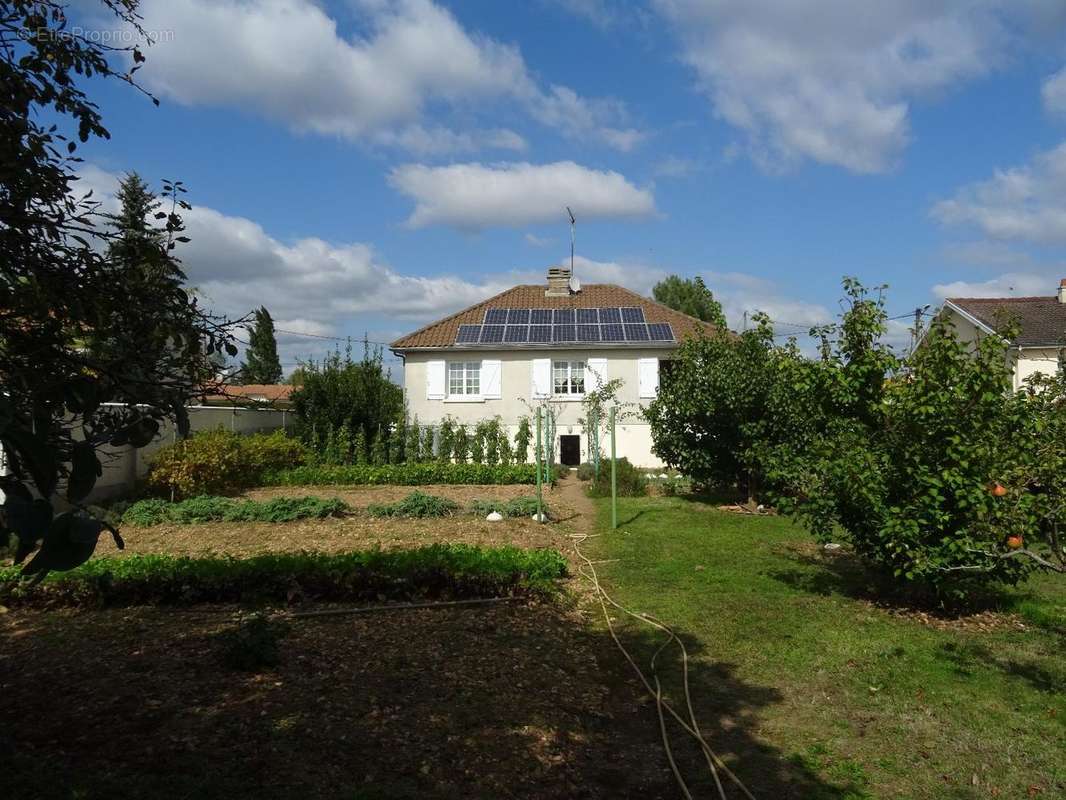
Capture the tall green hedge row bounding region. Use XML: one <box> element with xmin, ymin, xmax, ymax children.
<box><xmin>262</xmin><ymin>462</ymin><xmax>540</xmax><ymax>486</ymax></box>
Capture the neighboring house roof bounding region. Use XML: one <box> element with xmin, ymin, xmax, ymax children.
<box><xmin>202</xmin><ymin>384</ymin><xmax>294</xmax><ymax>407</ymax></box>
<box><xmin>946</xmin><ymin>296</ymin><xmax>1066</xmax><ymax>347</ymax></box>
<box><xmin>390</xmin><ymin>283</ymin><xmax>718</xmax><ymax>350</ymax></box>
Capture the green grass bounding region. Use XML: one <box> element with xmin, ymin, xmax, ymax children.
<box><xmin>589</xmin><ymin>495</ymin><xmax>1066</xmax><ymax>799</ymax></box>
<box><xmin>0</xmin><ymin>544</ymin><xmax>568</xmax><ymax>607</ymax></box>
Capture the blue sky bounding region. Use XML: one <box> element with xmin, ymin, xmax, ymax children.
<box><xmin>69</xmin><ymin>0</ymin><xmax>1066</xmax><ymax>369</ymax></box>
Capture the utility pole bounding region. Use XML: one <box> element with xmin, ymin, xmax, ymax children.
<box><xmin>566</xmin><ymin>206</ymin><xmax>576</xmax><ymax>276</ymax></box>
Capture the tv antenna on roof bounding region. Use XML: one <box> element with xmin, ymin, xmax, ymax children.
<box><xmin>566</xmin><ymin>206</ymin><xmax>576</xmax><ymax>274</ymax></box>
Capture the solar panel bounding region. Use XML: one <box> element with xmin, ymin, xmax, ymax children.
<box><xmin>480</xmin><ymin>325</ymin><xmax>505</xmax><ymax>343</ymax></box>
<box><xmin>484</xmin><ymin>308</ymin><xmax>508</xmax><ymax>325</ymax></box>
<box><xmin>647</xmin><ymin>323</ymin><xmax>674</xmax><ymax>341</ymax></box>
<box><xmin>553</xmin><ymin>308</ymin><xmax>575</xmax><ymax>324</ymax></box>
<box><xmin>624</xmin><ymin>323</ymin><xmax>650</xmax><ymax>341</ymax></box>
<box><xmin>577</xmin><ymin>324</ymin><xmax>600</xmax><ymax>342</ymax></box>
<box><xmin>506</xmin><ymin>308</ymin><xmax>530</xmax><ymax>325</ymax></box>
<box><xmin>530</xmin><ymin>309</ymin><xmax>552</xmax><ymax>325</ymax></box>
<box><xmin>621</xmin><ymin>307</ymin><xmax>645</xmax><ymax>323</ymax></box>
<box><xmin>576</xmin><ymin>308</ymin><xmax>598</xmax><ymax>324</ymax></box>
<box><xmin>598</xmin><ymin>307</ymin><xmax>621</xmax><ymax>324</ymax></box>
<box><xmin>456</xmin><ymin>325</ymin><xmax>481</xmax><ymax>344</ymax></box>
<box><xmin>504</xmin><ymin>325</ymin><xmax>529</xmax><ymax>343</ymax></box>
<box><xmin>600</xmin><ymin>323</ymin><xmax>624</xmax><ymax>342</ymax></box>
<box><xmin>553</xmin><ymin>324</ymin><xmax>576</xmax><ymax>342</ymax></box>
<box><xmin>529</xmin><ymin>325</ymin><xmax>552</xmax><ymax>343</ymax></box>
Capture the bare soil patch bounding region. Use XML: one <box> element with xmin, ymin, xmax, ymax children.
<box><xmin>0</xmin><ymin>602</ymin><xmax>678</xmax><ymax>800</ymax></box>
<box><xmin>94</xmin><ymin>483</ymin><xmax>579</xmax><ymax>562</ymax></box>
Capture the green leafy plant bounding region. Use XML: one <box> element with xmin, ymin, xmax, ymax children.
<box><xmin>366</xmin><ymin>491</ymin><xmax>460</xmax><ymax>518</ymax></box>
<box><xmin>263</xmin><ymin>463</ymin><xmax>541</xmax><ymax>486</ymax></box>
<box><xmin>587</xmin><ymin>458</ymin><xmax>647</xmax><ymax>498</ymax></box>
<box><xmin>123</xmin><ymin>495</ymin><xmax>349</xmax><ymax>526</ymax></box>
<box><xmin>147</xmin><ymin>428</ymin><xmax>307</xmax><ymax>498</ymax></box>
<box><xmin>0</xmin><ymin>545</ymin><xmax>568</xmax><ymax>608</ymax></box>
<box><xmin>514</xmin><ymin>417</ymin><xmax>531</xmax><ymax>463</ymax></box>
<box><xmin>470</xmin><ymin>497</ymin><xmax>545</xmax><ymax>518</ymax></box>
<box><xmin>217</xmin><ymin>612</ymin><xmax>290</xmax><ymax>671</ymax></box>
<box><xmin>576</xmin><ymin>462</ymin><xmax>596</xmax><ymax>481</ymax></box>
<box><xmin>453</xmin><ymin>423</ymin><xmax>469</xmax><ymax>463</ymax></box>
<box><xmin>437</xmin><ymin>417</ymin><xmax>455</xmax><ymax>463</ymax></box>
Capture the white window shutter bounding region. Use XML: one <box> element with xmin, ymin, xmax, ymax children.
<box><xmin>637</xmin><ymin>358</ymin><xmax>659</xmax><ymax>398</ymax></box>
<box><xmin>481</xmin><ymin>359</ymin><xmax>502</xmax><ymax>399</ymax></box>
<box><xmin>426</xmin><ymin>360</ymin><xmax>446</xmax><ymax>400</ymax></box>
<box><xmin>585</xmin><ymin>358</ymin><xmax>608</xmax><ymax>393</ymax></box>
<box><xmin>531</xmin><ymin>358</ymin><xmax>551</xmax><ymax>398</ymax></box>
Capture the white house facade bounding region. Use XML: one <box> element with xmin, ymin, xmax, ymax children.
<box><xmin>936</xmin><ymin>279</ymin><xmax>1066</xmax><ymax>390</ymax></box>
<box><xmin>390</xmin><ymin>268</ymin><xmax>717</xmax><ymax>468</ymax></box>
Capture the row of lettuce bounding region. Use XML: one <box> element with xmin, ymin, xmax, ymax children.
<box><xmin>0</xmin><ymin>544</ymin><xmax>568</xmax><ymax>608</ymax></box>
<box><xmin>120</xmin><ymin>492</ymin><xmax>547</xmax><ymax>526</ymax></box>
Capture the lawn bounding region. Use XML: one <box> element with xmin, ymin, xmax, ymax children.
<box><xmin>587</xmin><ymin>494</ymin><xmax>1066</xmax><ymax>799</ymax></box>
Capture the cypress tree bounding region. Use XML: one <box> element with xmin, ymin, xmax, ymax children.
<box><xmin>240</xmin><ymin>306</ymin><xmax>283</xmax><ymax>384</ymax></box>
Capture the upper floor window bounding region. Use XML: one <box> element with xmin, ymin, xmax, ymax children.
<box><xmin>448</xmin><ymin>361</ymin><xmax>480</xmax><ymax>396</ymax></box>
<box><xmin>553</xmin><ymin>360</ymin><xmax>585</xmax><ymax>395</ymax></box>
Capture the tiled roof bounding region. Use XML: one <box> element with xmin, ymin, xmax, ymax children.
<box><xmin>948</xmin><ymin>296</ymin><xmax>1066</xmax><ymax>347</ymax></box>
<box><xmin>390</xmin><ymin>284</ymin><xmax>719</xmax><ymax>349</ymax></box>
<box><xmin>203</xmin><ymin>384</ymin><xmax>294</xmax><ymax>406</ymax></box>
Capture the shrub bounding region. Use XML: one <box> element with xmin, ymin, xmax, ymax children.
<box><xmin>123</xmin><ymin>495</ymin><xmax>349</xmax><ymax>526</ymax></box>
<box><xmin>147</xmin><ymin>428</ymin><xmax>307</xmax><ymax>498</ymax></box>
<box><xmin>587</xmin><ymin>457</ymin><xmax>647</xmax><ymax>498</ymax></box>
<box><xmin>263</xmin><ymin>462</ymin><xmax>540</xmax><ymax>486</ymax></box>
<box><xmin>367</xmin><ymin>491</ymin><xmax>459</xmax><ymax>518</ymax></box>
<box><xmin>0</xmin><ymin>545</ymin><xmax>569</xmax><ymax>608</ymax></box>
<box><xmin>453</xmin><ymin>424</ymin><xmax>469</xmax><ymax>463</ymax></box>
<box><xmin>576</xmin><ymin>462</ymin><xmax>596</xmax><ymax>481</ymax></box>
<box><xmin>659</xmin><ymin>475</ymin><xmax>691</xmax><ymax>497</ymax></box>
<box><xmin>514</xmin><ymin>417</ymin><xmax>531</xmax><ymax>463</ymax></box>
<box><xmin>437</xmin><ymin>417</ymin><xmax>455</xmax><ymax>463</ymax></box>
<box><xmin>218</xmin><ymin>612</ymin><xmax>290</xmax><ymax>671</ymax></box>
<box><xmin>470</xmin><ymin>497</ymin><xmax>545</xmax><ymax>518</ymax></box>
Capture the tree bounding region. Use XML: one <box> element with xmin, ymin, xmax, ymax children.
<box><xmin>652</xmin><ymin>275</ymin><xmax>727</xmax><ymax>328</ymax></box>
<box><xmin>240</xmin><ymin>307</ymin><xmax>282</xmax><ymax>384</ymax></box>
<box><xmin>1</xmin><ymin>2</ymin><xmax>238</xmax><ymax>576</ymax></box>
<box><xmin>289</xmin><ymin>341</ymin><xmax>402</xmax><ymax>459</ymax></box>
<box><xmin>649</xmin><ymin>278</ymin><xmax>1066</xmax><ymax>600</ymax></box>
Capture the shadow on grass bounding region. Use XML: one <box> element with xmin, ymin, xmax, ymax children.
<box><xmin>0</xmin><ymin>599</ymin><xmax>863</xmax><ymax>800</ymax></box>
<box><xmin>936</xmin><ymin>641</ymin><xmax>1063</xmax><ymax>695</ymax></box>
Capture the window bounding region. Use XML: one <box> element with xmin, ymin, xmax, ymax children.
<box><xmin>448</xmin><ymin>361</ymin><xmax>480</xmax><ymax>396</ymax></box>
<box><xmin>553</xmin><ymin>360</ymin><xmax>585</xmax><ymax>395</ymax></box>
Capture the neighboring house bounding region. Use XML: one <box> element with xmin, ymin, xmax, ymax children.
<box><xmin>202</xmin><ymin>383</ymin><xmax>295</xmax><ymax>409</ymax></box>
<box><xmin>936</xmin><ymin>279</ymin><xmax>1066</xmax><ymax>390</ymax></box>
<box><xmin>390</xmin><ymin>266</ymin><xmax>717</xmax><ymax>467</ymax></box>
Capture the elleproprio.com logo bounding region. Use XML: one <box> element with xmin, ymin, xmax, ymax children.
<box><xmin>19</xmin><ymin>26</ymin><xmax>175</xmax><ymax>44</ymax></box>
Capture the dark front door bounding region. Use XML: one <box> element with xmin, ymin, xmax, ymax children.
<box><xmin>559</xmin><ymin>435</ymin><xmax>581</xmax><ymax>467</ymax></box>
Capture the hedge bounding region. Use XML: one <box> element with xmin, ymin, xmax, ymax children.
<box><xmin>0</xmin><ymin>544</ymin><xmax>568</xmax><ymax>608</ymax></box>
<box><xmin>263</xmin><ymin>462</ymin><xmax>540</xmax><ymax>486</ymax></box>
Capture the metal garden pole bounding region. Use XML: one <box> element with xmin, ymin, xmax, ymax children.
<box><xmin>535</xmin><ymin>406</ymin><xmax>543</xmax><ymax>520</ymax></box>
<box><xmin>610</xmin><ymin>406</ymin><xmax>617</xmax><ymax>530</ymax></box>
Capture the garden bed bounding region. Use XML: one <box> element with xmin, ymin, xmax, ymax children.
<box><xmin>0</xmin><ymin>603</ymin><xmax>681</xmax><ymax>799</ymax></box>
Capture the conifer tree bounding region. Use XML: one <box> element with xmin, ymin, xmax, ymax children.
<box><xmin>240</xmin><ymin>307</ymin><xmax>283</xmax><ymax>384</ymax></box>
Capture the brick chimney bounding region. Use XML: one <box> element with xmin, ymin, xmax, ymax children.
<box><xmin>545</xmin><ymin>265</ymin><xmax>573</xmax><ymax>297</ymax></box>
<box><xmin>1059</xmin><ymin>278</ymin><xmax>1066</xmax><ymax>304</ymax></box>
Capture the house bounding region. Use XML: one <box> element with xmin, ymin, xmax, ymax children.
<box><xmin>202</xmin><ymin>384</ymin><xmax>295</xmax><ymax>409</ymax></box>
<box><xmin>390</xmin><ymin>266</ymin><xmax>717</xmax><ymax>468</ymax></box>
<box><xmin>936</xmin><ymin>278</ymin><xmax>1066</xmax><ymax>390</ymax></box>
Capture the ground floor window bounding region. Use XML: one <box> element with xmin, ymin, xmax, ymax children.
<box><xmin>553</xmin><ymin>360</ymin><xmax>585</xmax><ymax>395</ymax></box>
<box><xmin>448</xmin><ymin>361</ymin><xmax>480</xmax><ymax>396</ymax></box>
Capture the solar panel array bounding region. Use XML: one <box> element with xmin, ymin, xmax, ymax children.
<box><xmin>454</xmin><ymin>307</ymin><xmax>675</xmax><ymax>345</ymax></box>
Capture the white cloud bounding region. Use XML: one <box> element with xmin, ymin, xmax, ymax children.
<box><xmin>371</xmin><ymin>125</ymin><xmax>528</xmax><ymax>156</ymax></box>
<box><xmin>75</xmin><ymin>165</ymin><xmax>515</xmax><ymax>364</ymax></box>
<box><xmin>653</xmin><ymin>156</ymin><xmax>698</xmax><ymax>178</ymax></box>
<box><xmin>125</xmin><ymin>0</ymin><xmax>640</xmax><ymax>152</ymax></box>
<box><xmin>388</xmin><ymin>161</ymin><xmax>656</xmax><ymax>230</ymax></box>
<box><xmin>1042</xmin><ymin>66</ymin><xmax>1066</xmax><ymax>115</ymax></box>
<box><xmin>931</xmin><ymin>140</ymin><xmax>1066</xmax><ymax>244</ymax></box>
<box><xmin>701</xmin><ymin>271</ymin><xmax>833</xmax><ymax>331</ymax></box>
<box><xmin>524</xmin><ymin>232</ymin><xmax>554</xmax><ymax>247</ymax></box>
<box><xmin>932</xmin><ymin>273</ymin><xmax>1054</xmax><ymax>298</ymax></box>
<box><xmin>653</xmin><ymin>0</ymin><xmax>1054</xmax><ymax>173</ymax></box>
